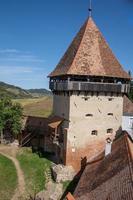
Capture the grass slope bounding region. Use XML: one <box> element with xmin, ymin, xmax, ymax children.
<box><xmin>0</xmin><ymin>154</ymin><xmax>17</xmax><ymax>200</ymax></box>
<box><xmin>17</xmin><ymin>148</ymin><xmax>51</xmax><ymax>196</ymax></box>
<box><xmin>14</xmin><ymin>96</ymin><xmax>53</xmax><ymax>117</ymax></box>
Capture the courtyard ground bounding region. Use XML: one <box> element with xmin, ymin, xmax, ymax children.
<box><xmin>0</xmin><ymin>145</ymin><xmax>78</xmax><ymax>200</ymax></box>
<box><xmin>0</xmin><ymin>145</ymin><xmax>52</xmax><ymax>200</ymax></box>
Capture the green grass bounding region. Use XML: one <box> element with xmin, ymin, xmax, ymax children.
<box><xmin>17</xmin><ymin>148</ymin><xmax>51</xmax><ymax>196</ymax></box>
<box><xmin>0</xmin><ymin>154</ymin><xmax>17</xmax><ymax>200</ymax></box>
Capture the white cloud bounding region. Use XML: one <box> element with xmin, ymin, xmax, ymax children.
<box><xmin>0</xmin><ymin>49</ymin><xmax>20</xmax><ymax>53</ymax></box>
<box><xmin>0</xmin><ymin>49</ymin><xmax>45</xmax><ymax>63</ymax></box>
<box><xmin>3</xmin><ymin>55</ymin><xmax>44</xmax><ymax>63</ymax></box>
<box><xmin>0</xmin><ymin>66</ymin><xmax>45</xmax><ymax>75</ymax></box>
<box><xmin>0</xmin><ymin>66</ymin><xmax>33</xmax><ymax>74</ymax></box>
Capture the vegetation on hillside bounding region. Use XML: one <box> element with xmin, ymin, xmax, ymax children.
<box><xmin>129</xmin><ymin>81</ymin><xmax>133</xmax><ymax>101</ymax></box>
<box><xmin>0</xmin><ymin>81</ymin><xmax>51</xmax><ymax>99</ymax></box>
<box><xmin>0</xmin><ymin>154</ymin><xmax>17</xmax><ymax>200</ymax></box>
<box><xmin>17</xmin><ymin>148</ymin><xmax>51</xmax><ymax>196</ymax></box>
<box><xmin>0</xmin><ymin>97</ymin><xmax>23</xmax><ymax>142</ymax></box>
<box><xmin>28</xmin><ymin>88</ymin><xmax>51</xmax><ymax>97</ymax></box>
<box><xmin>0</xmin><ymin>81</ymin><xmax>32</xmax><ymax>99</ymax></box>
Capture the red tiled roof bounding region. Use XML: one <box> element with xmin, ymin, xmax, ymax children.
<box><xmin>66</xmin><ymin>192</ymin><xmax>76</xmax><ymax>200</ymax></box>
<box><xmin>49</xmin><ymin>17</ymin><xmax>130</xmax><ymax>79</ymax></box>
<box><xmin>123</xmin><ymin>95</ymin><xmax>133</xmax><ymax>115</ymax></box>
<box><xmin>74</xmin><ymin>134</ymin><xmax>133</xmax><ymax>200</ymax></box>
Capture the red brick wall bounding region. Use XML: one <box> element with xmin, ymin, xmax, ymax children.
<box><xmin>65</xmin><ymin>140</ymin><xmax>105</xmax><ymax>172</ymax></box>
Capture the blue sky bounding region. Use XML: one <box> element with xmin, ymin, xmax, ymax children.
<box><xmin>0</xmin><ymin>0</ymin><xmax>133</xmax><ymax>89</ymax></box>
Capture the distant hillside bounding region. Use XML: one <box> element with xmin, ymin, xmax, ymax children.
<box><xmin>28</xmin><ymin>89</ymin><xmax>51</xmax><ymax>97</ymax></box>
<box><xmin>0</xmin><ymin>82</ymin><xmax>32</xmax><ymax>99</ymax></box>
<box><xmin>0</xmin><ymin>82</ymin><xmax>51</xmax><ymax>99</ymax></box>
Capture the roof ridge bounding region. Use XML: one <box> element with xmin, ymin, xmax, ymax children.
<box><xmin>67</xmin><ymin>18</ymin><xmax>89</xmax><ymax>75</ymax></box>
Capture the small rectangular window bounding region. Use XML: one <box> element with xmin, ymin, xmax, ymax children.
<box><xmin>108</xmin><ymin>98</ymin><xmax>114</xmax><ymax>101</ymax></box>
<box><xmin>108</xmin><ymin>113</ymin><xmax>113</xmax><ymax>116</ymax></box>
<box><xmin>107</xmin><ymin>129</ymin><xmax>113</xmax><ymax>134</ymax></box>
<box><xmin>86</xmin><ymin>114</ymin><xmax>93</xmax><ymax>117</ymax></box>
<box><xmin>91</xmin><ymin>130</ymin><xmax>98</xmax><ymax>136</ymax></box>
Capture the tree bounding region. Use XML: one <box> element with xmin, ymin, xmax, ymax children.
<box><xmin>0</xmin><ymin>97</ymin><xmax>23</xmax><ymax>143</ymax></box>
<box><xmin>128</xmin><ymin>70</ymin><xmax>132</xmax><ymax>78</ymax></box>
<box><xmin>0</xmin><ymin>100</ymin><xmax>5</xmax><ymax>143</ymax></box>
<box><xmin>127</xmin><ymin>70</ymin><xmax>133</xmax><ymax>102</ymax></box>
<box><xmin>128</xmin><ymin>79</ymin><xmax>133</xmax><ymax>102</ymax></box>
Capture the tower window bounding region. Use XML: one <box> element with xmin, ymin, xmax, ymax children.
<box><xmin>96</xmin><ymin>92</ymin><xmax>99</xmax><ymax>97</ymax></box>
<box><xmin>107</xmin><ymin>129</ymin><xmax>113</xmax><ymax>134</ymax></box>
<box><xmin>82</xmin><ymin>97</ymin><xmax>89</xmax><ymax>101</ymax></box>
<box><xmin>86</xmin><ymin>114</ymin><xmax>93</xmax><ymax>117</ymax></box>
<box><xmin>91</xmin><ymin>130</ymin><xmax>98</xmax><ymax>136</ymax></box>
<box><xmin>108</xmin><ymin>98</ymin><xmax>114</xmax><ymax>101</ymax></box>
<box><xmin>108</xmin><ymin>113</ymin><xmax>113</xmax><ymax>116</ymax></box>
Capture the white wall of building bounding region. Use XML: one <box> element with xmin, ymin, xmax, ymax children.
<box><xmin>122</xmin><ymin>115</ymin><xmax>133</xmax><ymax>138</ymax></box>
<box><xmin>68</xmin><ymin>93</ymin><xmax>123</xmax><ymax>148</ymax></box>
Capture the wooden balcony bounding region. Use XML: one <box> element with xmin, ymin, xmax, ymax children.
<box><xmin>49</xmin><ymin>81</ymin><xmax>130</xmax><ymax>94</ymax></box>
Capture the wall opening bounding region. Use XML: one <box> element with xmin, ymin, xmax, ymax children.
<box><xmin>107</xmin><ymin>128</ymin><xmax>113</xmax><ymax>134</ymax></box>
<box><xmin>108</xmin><ymin>113</ymin><xmax>113</xmax><ymax>116</ymax></box>
<box><xmin>108</xmin><ymin>98</ymin><xmax>114</xmax><ymax>101</ymax></box>
<box><xmin>86</xmin><ymin>114</ymin><xmax>93</xmax><ymax>117</ymax></box>
<box><xmin>91</xmin><ymin>130</ymin><xmax>98</xmax><ymax>136</ymax></box>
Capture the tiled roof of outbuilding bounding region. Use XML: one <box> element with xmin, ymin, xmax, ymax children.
<box><xmin>74</xmin><ymin>133</ymin><xmax>133</xmax><ymax>200</ymax></box>
<box><xmin>49</xmin><ymin>17</ymin><xmax>130</xmax><ymax>79</ymax></box>
<box><xmin>48</xmin><ymin>116</ymin><xmax>64</xmax><ymax>129</ymax></box>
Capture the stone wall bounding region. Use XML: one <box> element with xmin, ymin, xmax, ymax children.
<box><xmin>53</xmin><ymin>92</ymin><xmax>123</xmax><ymax>171</ymax></box>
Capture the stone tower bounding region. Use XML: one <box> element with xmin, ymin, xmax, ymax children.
<box><xmin>48</xmin><ymin>17</ymin><xmax>130</xmax><ymax>171</ymax></box>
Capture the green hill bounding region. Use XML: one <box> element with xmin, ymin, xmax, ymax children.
<box><xmin>27</xmin><ymin>88</ymin><xmax>51</xmax><ymax>97</ymax></box>
<box><xmin>0</xmin><ymin>82</ymin><xmax>32</xmax><ymax>99</ymax></box>
<box><xmin>0</xmin><ymin>82</ymin><xmax>51</xmax><ymax>99</ymax></box>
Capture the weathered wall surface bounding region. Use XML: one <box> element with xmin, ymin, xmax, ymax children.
<box><xmin>53</xmin><ymin>93</ymin><xmax>123</xmax><ymax>171</ymax></box>
<box><xmin>66</xmin><ymin>93</ymin><xmax>123</xmax><ymax>170</ymax></box>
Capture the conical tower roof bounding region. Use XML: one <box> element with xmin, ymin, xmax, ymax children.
<box><xmin>49</xmin><ymin>17</ymin><xmax>130</xmax><ymax>79</ymax></box>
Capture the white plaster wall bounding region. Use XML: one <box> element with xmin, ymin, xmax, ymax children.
<box><xmin>122</xmin><ymin>116</ymin><xmax>133</xmax><ymax>138</ymax></box>
<box><xmin>67</xmin><ymin>93</ymin><xmax>123</xmax><ymax>148</ymax></box>
<box><xmin>53</xmin><ymin>93</ymin><xmax>124</xmax><ymax>155</ymax></box>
